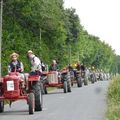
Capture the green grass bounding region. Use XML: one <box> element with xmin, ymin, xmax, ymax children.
<box><xmin>105</xmin><ymin>75</ymin><xmax>120</xmax><ymax>120</ymax></box>
<box><xmin>47</xmin><ymin>87</ymin><xmax>56</xmax><ymax>92</ymax></box>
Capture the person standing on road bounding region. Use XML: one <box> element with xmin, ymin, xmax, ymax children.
<box><xmin>27</xmin><ymin>50</ymin><xmax>42</xmax><ymax>75</ymax></box>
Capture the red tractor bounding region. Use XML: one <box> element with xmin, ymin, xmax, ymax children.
<box><xmin>41</xmin><ymin>69</ymin><xmax>72</xmax><ymax>94</ymax></box>
<box><xmin>0</xmin><ymin>72</ymin><xmax>43</xmax><ymax>115</ymax></box>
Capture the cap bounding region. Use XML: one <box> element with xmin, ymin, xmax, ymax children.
<box><xmin>27</xmin><ymin>50</ymin><xmax>33</xmax><ymax>54</ymax></box>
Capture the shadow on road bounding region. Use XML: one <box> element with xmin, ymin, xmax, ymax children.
<box><xmin>0</xmin><ymin>110</ymin><xmax>29</xmax><ymax>116</ymax></box>
<box><xmin>44</xmin><ymin>91</ymin><xmax>65</xmax><ymax>95</ymax></box>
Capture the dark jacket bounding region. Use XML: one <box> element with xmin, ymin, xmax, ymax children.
<box><xmin>8</xmin><ymin>61</ymin><xmax>23</xmax><ymax>73</ymax></box>
<box><xmin>76</xmin><ymin>64</ymin><xmax>81</xmax><ymax>71</ymax></box>
<box><xmin>49</xmin><ymin>64</ymin><xmax>59</xmax><ymax>71</ymax></box>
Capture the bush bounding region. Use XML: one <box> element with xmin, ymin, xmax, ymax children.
<box><xmin>105</xmin><ymin>75</ymin><xmax>120</xmax><ymax>120</ymax></box>
<box><xmin>108</xmin><ymin>76</ymin><xmax>120</xmax><ymax>103</ymax></box>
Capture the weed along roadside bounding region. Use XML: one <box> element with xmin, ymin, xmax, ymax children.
<box><xmin>105</xmin><ymin>75</ymin><xmax>120</xmax><ymax>120</ymax></box>
<box><xmin>48</xmin><ymin>87</ymin><xmax>57</xmax><ymax>92</ymax></box>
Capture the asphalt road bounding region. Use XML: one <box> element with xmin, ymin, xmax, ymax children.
<box><xmin>0</xmin><ymin>81</ymin><xmax>109</xmax><ymax>120</ymax></box>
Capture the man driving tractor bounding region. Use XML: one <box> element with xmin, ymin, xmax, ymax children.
<box><xmin>8</xmin><ymin>52</ymin><xmax>25</xmax><ymax>87</ymax></box>
<box><xmin>49</xmin><ymin>60</ymin><xmax>59</xmax><ymax>71</ymax></box>
<box><xmin>27</xmin><ymin>50</ymin><xmax>42</xmax><ymax>75</ymax></box>
<box><xmin>8</xmin><ymin>52</ymin><xmax>24</xmax><ymax>73</ymax></box>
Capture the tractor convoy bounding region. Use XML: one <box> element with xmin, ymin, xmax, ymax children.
<box><xmin>0</xmin><ymin>68</ymin><xmax>110</xmax><ymax>115</ymax></box>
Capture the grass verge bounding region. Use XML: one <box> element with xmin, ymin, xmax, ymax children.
<box><xmin>47</xmin><ymin>87</ymin><xmax>56</xmax><ymax>92</ymax></box>
<box><xmin>105</xmin><ymin>75</ymin><xmax>120</xmax><ymax>120</ymax></box>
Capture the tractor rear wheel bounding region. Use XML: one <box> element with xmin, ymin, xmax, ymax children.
<box><xmin>67</xmin><ymin>81</ymin><xmax>72</xmax><ymax>92</ymax></box>
<box><xmin>77</xmin><ymin>77</ymin><xmax>82</xmax><ymax>87</ymax></box>
<box><xmin>0</xmin><ymin>101</ymin><xmax>4</xmax><ymax>113</ymax></box>
<box><xmin>63</xmin><ymin>81</ymin><xmax>68</xmax><ymax>93</ymax></box>
<box><xmin>90</xmin><ymin>74</ymin><xmax>95</xmax><ymax>84</ymax></box>
<box><xmin>84</xmin><ymin>78</ymin><xmax>88</xmax><ymax>86</ymax></box>
<box><xmin>0</xmin><ymin>91</ymin><xmax>4</xmax><ymax>113</ymax></box>
<box><xmin>44</xmin><ymin>86</ymin><xmax>48</xmax><ymax>94</ymax></box>
<box><xmin>28</xmin><ymin>93</ymin><xmax>35</xmax><ymax>115</ymax></box>
<box><xmin>32</xmin><ymin>81</ymin><xmax>43</xmax><ymax>111</ymax></box>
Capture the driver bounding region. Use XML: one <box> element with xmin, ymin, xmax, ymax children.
<box><xmin>8</xmin><ymin>52</ymin><xmax>24</xmax><ymax>73</ymax></box>
<box><xmin>49</xmin><ymin>60</ymin><xmax>59</xmax><ymax>71</ymax></box>
<box><xmin>8</xmin><ymin>52</ymin><xmax>25</xmax><ymax>88</ymax></box>
<box><xmin>27</xmin><ymin>50</ymin><xmax>42</xmax><ymax>75</ymax></box>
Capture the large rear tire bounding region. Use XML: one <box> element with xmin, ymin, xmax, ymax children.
<box><xmin>0</xmin><ymin>101</ymin><xmax>4</xmax><ymax>113</ymax></box>
<box><xmin>44</xmin><ymin>86</ymin><xmax>48</xmax><ymax>94</ymax></box>
<box><xmin>91</xmin><ymin>78</ymin><xmax>95</xmax><ymax>84</ymax></box>
<box><xmin>40</xmin><ymin>83</ymin><xmax>45</xmax><ymax>94</ymax></box>
<box><xmin>32</xmin><ymin>81</ymin><xmax>43</xmax><ymax>111</ymax></box>
<box><xmin>67</xmin><ymin>81</ymin><xmax>72</xmax><ymax>92</ymax></box>
<box><xmin>63</xmin><ymin>81</ymin><xmax>68</xmax><ymax>93</ymax></box>
<box><xmin>0</xmin><ymin>91</ymin><xmax>4</xmax><ymax>113</ymax></box>
<box><xmin>84</xmin><ymin>78</ymin><xmax>88</xmax><ymax>86</ymax></box>
<box><xmin>28</xmin><ymin>93</ymin><xmax>35</xmax><ymax>115</ymax></box>
<box><xmin>77</xmin><ymin>77</ymin><xmax>82</xmax><ymax>87</ymax></box>
<box><xmin>90</xmin><ymin>74</ymin><xmax>95</xmax><ymax>84</ymax></box>
<box><xmin>71</xmin><ymin>81</ymin><xmax>74</xmax><ymax>87</ymax></box>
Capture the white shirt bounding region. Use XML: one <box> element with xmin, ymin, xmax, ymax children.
<box><xmin>30</xmin><ymin>55</ymin><xmax>42</xmax><ymax>72</ymax></box>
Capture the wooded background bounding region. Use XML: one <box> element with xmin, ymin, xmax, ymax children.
<box><xmin>1</xmin><ymin>0</ymin><xmax>120</xmax><ymax>74</ymax></box>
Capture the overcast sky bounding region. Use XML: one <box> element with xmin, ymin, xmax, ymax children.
<box><xmin>64</xmin><ymin>0</ymin><xmax>120</xmax><ymax>55</ymax></box>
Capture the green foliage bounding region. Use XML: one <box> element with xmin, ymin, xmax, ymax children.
<box><xmin>115</xmin><ymin>56</ymin><xmax>120</xmax><ymax>74</ymax></box>
<box><xmin>1</xmin><ymin>0</ymin><xmax>117</xmax><ymax>75</ymax></box>
<box><xmin>108</xmin><ymin>76</ymin><xmax>120</xmax><ymax>103</ymax></box>
<box><xmin>105</xmin><ymin>76</ymin><xmax>120</xmax><ymax>120</ymax></box>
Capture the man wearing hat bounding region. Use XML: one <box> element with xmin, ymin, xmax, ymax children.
<box><xmin>49</xmin><ymin>60</ymin><xmax>59</xmax><ymax>71</ymax></box>
<box><xmin>8</xmin><ymin>52</ymin><xmax>24</xmax><ymax>73</ymax></box>
<box><xmin>8</xmin><ymin>52</ymin><xmax>25</xmax><ymax>88</ymax></box>
<box><xmin>27</xmin><ymin>50</ymin><xmax>42</xmax><ymax>74</ymax></box>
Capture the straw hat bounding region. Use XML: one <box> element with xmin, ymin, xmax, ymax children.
<box><xmin>53</xmin><ymin>60</ymin><xmax>56</xmax><ymax>63</ymax></box>
<box><xmin>27</xmin><ymin>50</ymin><xmax>33</xmax><ymax>54</ymax></box>
<box><xmin>10</xmin><ymin>52</ymin><xmax>19</xmax><ymax>58</ymax></box>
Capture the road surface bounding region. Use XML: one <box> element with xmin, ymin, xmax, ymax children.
<box><xmin>0</xmin><ymin>81</ymin><xmax>109</xmax><ymax>120</ymax></box>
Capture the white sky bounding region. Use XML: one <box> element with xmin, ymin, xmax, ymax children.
<box><xmin>64</xmin><ymin>0</ymin><xmax>120</xmax><ymax>55</ymax></box>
